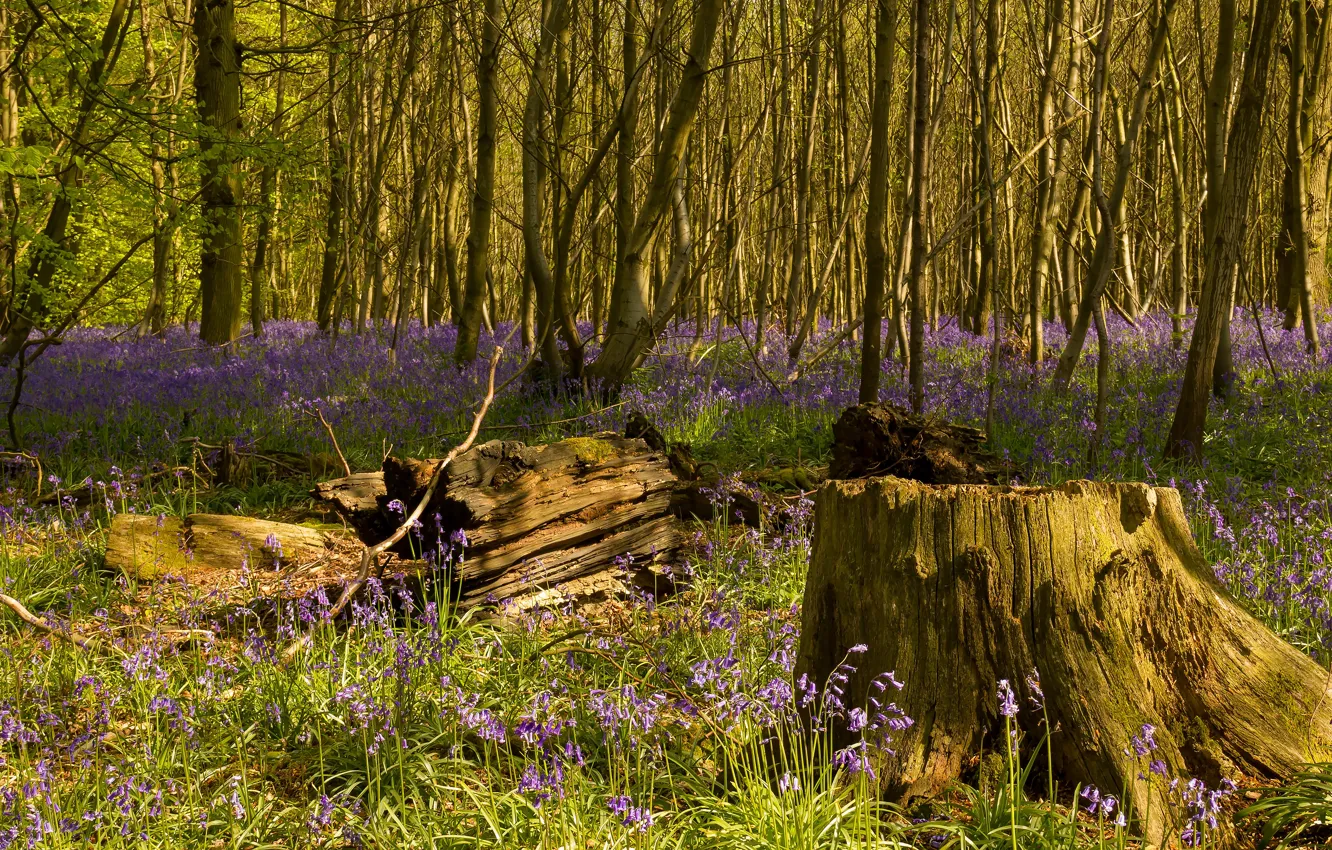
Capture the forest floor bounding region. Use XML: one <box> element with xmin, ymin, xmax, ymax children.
<box><xmin>1</xmin><ymin>312</ymin><xmax>1330</xmax><ymax>848</ymax></box>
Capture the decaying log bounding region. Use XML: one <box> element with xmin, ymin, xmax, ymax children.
<box><xmin>105</xmin><ymin>513</ymin><xmax>355</xmax><ymax>599</ymax></box>
<box><xmin>829</xmin><ymin>402</ymin><xmax>1014</xmax><ymax>483</ymax></box>
<box><xmin>797</xmin><ymin>477</ymin><xmax>1332</xmax><ymax>839</ymax></box>
<box><xmin>377</xmin><ymin>434</ymin><xmax>683</xmax><ymax>609</ymax></box>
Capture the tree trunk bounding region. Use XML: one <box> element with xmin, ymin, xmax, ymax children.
<box><xmin>195</xmin><ymin>0</ymin><xmax>246</xmax><ymax>345</ymax></box>
<box><xmin>906</xmin><ymin>0</ymin><xmax>931</xmax><ymax>413</ymax></box>
<box><xmin>587</xmin><ymin>0</ymin><xmax>725</xmax><ymax>389</ymax></box>
<box><xmin>1025</xmin><ymin>0</ymin><xmax>1070</xmax><ymax>363</ymax></box>
<box><xmin>136</xmin><ymin>0</ymin><xmax>177</xmax><ymax>339</ymax></box>
<box><xmin>858</xmin><ymin>0</ymin><xmax>899</xmax><ymax>404</ymax></box>
<box><xmin>316</xmin><ymin>0</ymin><xmax>349</xmax><ymax>333</ymax></box>
<box><xmin>522</xmin><ymin>0</ymin><xmax>570</xmax><ymax>376</ymax></box>
<box><xmin>456</xmin><ymin>0</ymin><xmax>500</xmax><ymax>364</ymax></box>
<box><xmin>797</xmin><ymin>476</ymin><xmax>1332</xmax><ymax>842</ymax></box>
<box><xmin>1280</xmin><ymin>0</ymin><xmax>1325</xmax><ymax>354</ymax></box>
<box><xmin>0</xmin><ymin>0</ymin><xmax>132</xmax><ymax>363</ymax></box>
<box><xmin>1050</xmin><ymin>0</ymin><xmax>1175</xmax><ymax>391</ymax></box>
<box><xmin>1165</xmin><ymin>0</ymin><xmax>1282</xmax><ymax>459</ymax></box>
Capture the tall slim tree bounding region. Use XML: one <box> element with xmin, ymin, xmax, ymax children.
<box><xmin>195</xmin><ymin>0</ymin><xmax>246</xmax><ymax>345</ymax></box>
<box><xmin>455</xmin><ymin>0</ymin><xmax>500</xmax><ymax>364</ymax></box>
<box><xmin>1165</xmin><ymin>0</ymin><xmax>1282</xmax><ymax>459</ymax></box>
<box><xmin>858</xmin><ymin>0</ymin><xmax>900</xmax><ymax>403</ymax></box>
<box><xmin>588</xmin><ymin>0</ymin><xmax>727</xmax><ymax>388</ymax></box>
<box><xmin>905</xmin><ymin>0</ymin><xmax>930</xmax><ymax>413</ymax></box>
<box><xmin>0</xmin><ymin>0</ymin><xmax>133</xmax><ymax>363</ymax></box>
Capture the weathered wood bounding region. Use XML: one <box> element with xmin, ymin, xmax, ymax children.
<box><xmin>105</xmin><ymin>514</ymin><xmax>190</xmax><ymax>580</ymax></box>
<box><xmin>310</xmin><ymin>471</ymin><xmax>389</xmax><ymax>538</ymax></box>
<box><xmin>797</xmin><ymin>477</ymin><xmax>1332</xmax><ymax>839</ymax></box>
<box><xmin>372</xmin><ymin>434</ymin><xmax>683</xmax><ymax>611</ymax></box>
<box><xmin>829</xmin><ymin>402</ymin><xmax>1014</xmax><ymax>483</ymax></box>
<box><xmin>106</xmin><ymin>512</ymin><xmax>345</xmax><ymax>596</ymax></box>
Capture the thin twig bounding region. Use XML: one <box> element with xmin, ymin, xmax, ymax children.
<box><xmin>308</xmin><ymin>406</ymin><xmax>352</xmax><ymax>477</ymax></box>
<box><xmin>281</xmin><ymin>347</ymin><xmax>505</xmax><ymax>663</ymax></box>
<box><xmin>429</xmin><ymin>400</ymin><xmax>630</xmax><ymax>441</ymax></box>
<box><xmin>786</xmin><ymin>318</ymin><xmax>864</xmax><ymax>384</ymax></box>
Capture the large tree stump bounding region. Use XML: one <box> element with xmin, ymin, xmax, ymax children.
<box><xmin>377</xmin><ymin>435</ymin><xmax>682</xmax><ymax>609</ymax></box>
<box><xmin>797</xmin><ymin>477</ymin><xmax>1332</xmax><ymax>836</ymax></box>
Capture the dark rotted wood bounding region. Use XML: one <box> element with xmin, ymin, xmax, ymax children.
<box><xmin>669</xmin><ymin>480</ymin><xmax>762</xmax><ymax>525</ymax></box>
<box><xmin>829</xmin><ymin>402</ymin><xmax>1015</xmax><ymax>483</ymax></box>
<box><xmin>310</xmin><ymin>471</ymin><xmax>390</xmax><ymax>541</ymax></box>
<box><xmin>798</xmin><ymin>477</ymin><xmax>1332</xmax><ymax>842</ymax></box>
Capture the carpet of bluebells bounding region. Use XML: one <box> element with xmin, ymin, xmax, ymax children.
<box><xmin>1</xmin><ymin>313</ymin><xmax>1331</xmax><ymax>848</ymax></box>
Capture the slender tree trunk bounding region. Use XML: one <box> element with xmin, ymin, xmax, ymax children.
<box><xmin>588</xmin><ymin>0</ymin><xmax>726</xmax><ymax>388</ymax></box>
<box><xmin>1050</xmin><ymin>0</ymin><xmax>1176</xmax><ymax>390</ymax></box>
<box><xmin>522</xmin><ymin>0</ymin><xmax>570</xmax><ymax>376</ymax></box>
<box><xmin>0</xmin><ymin>0</ymin><xmax>133</xmax><ymax>362</ymax></box>
<box><xmin>195</xmin><ymin>0</ymin><xmax>246</xmax><ymax>345</ymax></box>
<box><xmin>1164</xmin><ymin>37</ymin><xmax>1189</xmax><ymax>348</ymax></box>
<box><xmin>907</xmin><ymin>0</ymin><xmax>931</xmax><ymax>413</ymax></box>
<box><xmin>1165</xmin><ymin>0</ymin><xmax>1282</xmax><ymax>459</ymax></box>
<box><xmin>966</xmin><ymin>0</ymin><xmax>999</xmax><ymax>338</ymax></box>
<box><xmin>249</xmin><ymin>4</ymin><xmax>286</xmax><ymax>338</ymax></box>
<box><xmin>456</xmin><ymin>0</ymin><xmax>500</xmax><ymax>364</ymax></box>
<box><xmin>136</xmin><ymin>0</ymin><xmax>178</xmax><ymax>339</ymax></box>
<box><xmin>316</xmin><ymin>0</ymin><xmax>349</xmax><ymax>332</ymax></box>
<box><xmin>858</xmin><ymin>0</ymin><xmax>900</xmax><ymax>403</ymax></box>
<box><xmin>1025</xmin><ymin>0</ymin><xmax>1069</xmax><ymax>363</ymax></box>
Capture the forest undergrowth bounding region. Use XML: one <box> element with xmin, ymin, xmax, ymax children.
<box><xmin>1</xmin><ymin>312</ymin><xmax>1331</xmax><ymax>848</ymax></box>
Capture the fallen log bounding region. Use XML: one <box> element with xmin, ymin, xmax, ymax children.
<box><xmin>376</xmin><ymin>434</ymin><xmax>683</xmax><ymax>610</ymax></box>
<box><xmin>105</xmin><ymin>512</ymin><xmax>357</xmax><ymax>600</ymax></box>
<box><xmin>796</xmin><ymin>477</ymin><xmax>1332</xmax><ymax>840</ymax></box>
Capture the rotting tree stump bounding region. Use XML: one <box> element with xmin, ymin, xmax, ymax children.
<box><xmin>829</xmin><ymin>402</ymin><xmax>1014</xmax><ymax>483</ymax></box>
<box><xmin>796</xmin><ymin>477</ymin><xmax>1332</xmax><ymax>837</ymax></box>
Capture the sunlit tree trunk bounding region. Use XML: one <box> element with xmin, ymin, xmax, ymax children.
<box><xmin>195</xmin><ymin>0</ymin><xmax>246</xmax><ymax>346</ymax></box>
<box><xmin>906</xmin><ymin>0</ymin><xmax>931</xmax><ymax>413</ymax></box>
<box><xmin>1165</xmin><ymin>0</ymin><xmax>1282</xmax><ymax>459</ymax></box>
<box><xmin>456</xmin><ymin>0</ymin><xmax>499</xmax><ymax>363</ymax></box>
<box><xmin>588</xmin><ymin>0</ymin><xmax>725</xmax><ymax>389</ymax></box>
<box><xmin>858</xmin><ymin>0</ymin><xmax>900</xmax><ymax>403</ymax></box>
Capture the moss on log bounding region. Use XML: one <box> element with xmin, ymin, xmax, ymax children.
<box><xmin>796</xmin><ymin>477</ymin><xmax>1332</xmax><ymax>838</ymax></box>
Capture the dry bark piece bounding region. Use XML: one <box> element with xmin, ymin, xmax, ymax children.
<box><xmin>829</xmin><ymin>402</ymin><xmax>1014</xmax><ymax>483</ymax></box>
<box><xmin>796</xmin><ymin>477</ymin><xmax>1332</xmax><ymax>840</ymax></box>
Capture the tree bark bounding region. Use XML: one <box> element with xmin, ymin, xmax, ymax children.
<box><xmin>587</xmin><ymin>0</ymin><xmax>726</xmax><ymax>389</ymax></box>
<box><xmin>906</xmin><ymin>0</ymin><xmax>931</xmax><ymax>413</ymax></box>
<box><xmin>858</xmin><ymin>0</ymin><xmax>900</xmax><ymax>404</ymax></box>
